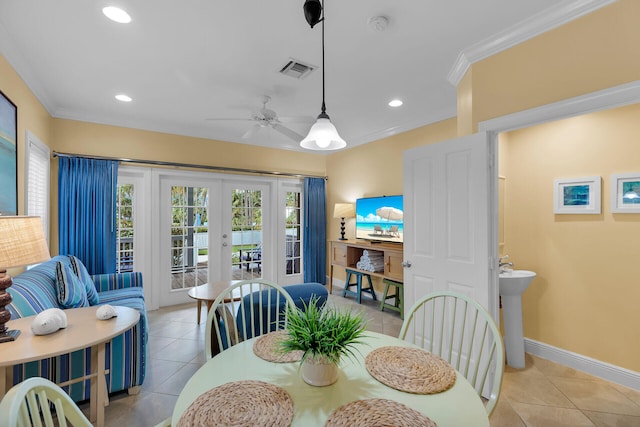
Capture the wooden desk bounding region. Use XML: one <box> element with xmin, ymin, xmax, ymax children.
<box><xmin>171</xmin><ymin>332</ymin><xmax>489</xmax><ymax>426</ymax></box>
<box><xmin>329</xmin><ymin>240</ymin><xmax>403</xmax><ymax>293</ymax></box>
<box><xmin>0</xmin><ymin>306</ymin><xmax>140</xmax><ymax>427</ymax></box>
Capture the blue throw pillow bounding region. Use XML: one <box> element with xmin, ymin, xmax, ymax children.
<box><xmin>68</xmin><ymin>255</ymin><xmax>99</xmax><ymax>305</ymax></box>
<box><xmin>55</xmin><ymin>262</ymin><xmax>89</xmax><ymax>308</ymax></box>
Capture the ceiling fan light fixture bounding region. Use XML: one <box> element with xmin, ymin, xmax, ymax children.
<box><xmin>300</xmin><ymin>116</ymin><xmax>346</xmax><ymax>150</ymax></box>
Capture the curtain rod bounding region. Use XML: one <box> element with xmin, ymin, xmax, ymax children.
<box><xmin>52</xmin><ymin>151</ymin><xmax>327</xmax><ymax>180</ymax></box>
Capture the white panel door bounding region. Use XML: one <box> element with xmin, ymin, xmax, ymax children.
<box><xmin>403</xmin><ymin>132</ymin><xmax>494</xmax><ymax>313</ymax></box>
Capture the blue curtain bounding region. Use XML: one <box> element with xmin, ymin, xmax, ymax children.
<box><xmin>58</xmin><ymin>157</ymin><xmax>119</xmax><ymax>275</ymax></box>
<box><xmin>303</xmin><ymin>177</ymin><xmax>326</xmax><ymax>284</ymax></box>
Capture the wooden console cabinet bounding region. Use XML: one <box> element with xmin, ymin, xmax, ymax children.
<box><xmin>329</xmin><ymin>240</ymin><xmax>403</xmax><ymax>293</ymax></box>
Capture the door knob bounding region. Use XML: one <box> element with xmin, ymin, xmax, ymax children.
<box><xmin>402</xmin><ymin>260</ymin><xmax>412</xmax><ymax>268</ymax></box>
<box><xmin>222</xmin><ymin>242</ymin><xmax>228</xmax><ymax>247</ymax></box>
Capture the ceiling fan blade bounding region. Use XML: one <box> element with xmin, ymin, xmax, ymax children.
<box><xmin>205</xmin><ymin>118</ymin><xmax>253</xmax><ymax>121</ymax></box>
<box><xmin>278</xmin><ymin>116</ymin><xmax>316</xmax><ymax>124</ymax></box>
<box><xmin>242</xmin><ymin>124</ymin><xmax>262</xmax><ymax>139</ymax></box>
<box><xmin>272</xmin><ymin>124</ymin><xmax>304</xmax><ymax>142</ymax></box>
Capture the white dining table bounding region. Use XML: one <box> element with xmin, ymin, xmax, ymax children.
<box><xmin>172</xmin><ymin>331</ymin><xmax>489</xmax><ymax>426</ymax></box>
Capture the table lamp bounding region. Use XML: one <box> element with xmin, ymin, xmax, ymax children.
<box><xmin>333</xmin><ymin>203</ymin><xmax>355</xmax><ymax>241</ymax></box>
<box><xmin>0</xmin><ymin>216</ymin><xmax>51</xmax><ymax>343</ymax></box>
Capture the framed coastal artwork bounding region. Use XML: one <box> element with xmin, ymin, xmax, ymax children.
<box><xmin>610</xmin><ymin>173</ymin><xmax>640</xmax><ymax>213</ymax></box>
<box><xmin>553</xmin><ymin>176</ymin><xmax>601</xmax><ymax>214</ymax></box>
<box><xmin>0</xmin><ymin>90</ymin><xmax>17</xmax><ymax>216</ymax></box>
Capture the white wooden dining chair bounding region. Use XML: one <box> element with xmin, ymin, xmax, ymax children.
<box><xmin>204</xmin><ymin>279</ymin><xmax>295</xmax><ymax>359</ymax></box>
<box><xmin>0</xmin><ymin>377</ymin><xmax>92</xmax><ymax>427</ymax></box>
<box><xmin>399</xmin><ymin>290</ymin><xmax>505</xmax><ymax>416</ymax></box>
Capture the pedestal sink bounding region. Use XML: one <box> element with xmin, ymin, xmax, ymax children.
<box><xmin>499</xmin><ymin>270</ymin><xmax>536</xmax><ymax>368</ymax></box>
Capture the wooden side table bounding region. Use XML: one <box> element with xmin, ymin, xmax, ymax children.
<box><xmin>0</xmin><ymin>306</ymin><xmax>140</xmax><ymax>427</ymax></box>
<box><xmin>188</xmin><ymin>281</ymin><xmax>259</xmax><ymax>324</ymax></box>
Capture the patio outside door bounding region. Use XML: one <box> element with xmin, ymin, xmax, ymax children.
<box><xmin>221</xmin><ymin>181</ymin><xmax>271</xmax><ymax>282</ymax></box>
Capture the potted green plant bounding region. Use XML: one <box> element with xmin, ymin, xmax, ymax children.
<box><xmin>278</xmin><ymin>297</ymin><xmax>368</xmax><ymax>386</ymax></box>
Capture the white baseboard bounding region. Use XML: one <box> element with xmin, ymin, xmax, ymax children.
<box><xmin>524</xmin><ymin>338</ymin><xmax>640</xmax><ymax>391</ymax></box>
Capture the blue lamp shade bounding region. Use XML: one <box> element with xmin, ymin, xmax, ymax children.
<box><xmin>299</xmin><ymin>117</ymin><xmax>346</xmax><ymax>150</ymax></box>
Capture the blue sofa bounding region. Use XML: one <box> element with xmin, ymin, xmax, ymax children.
<box><xmin>6</xmin><ymin>255</ymin><xmax>147</xmax><ymax>402</ymax></box>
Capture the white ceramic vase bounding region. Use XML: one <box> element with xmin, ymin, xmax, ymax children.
<box><xmin>301</xmin><ymin>355</ymin><xmax>338</xmax><ymax>386</ymax></box>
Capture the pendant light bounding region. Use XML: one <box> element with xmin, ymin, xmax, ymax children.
<box><xmin>300</xmin><ymin>0</ymin><xmax>346</xmax><ymax>151</ymax></box>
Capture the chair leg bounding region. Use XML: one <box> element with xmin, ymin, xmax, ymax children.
<box><xmin>356</xmin><ymin>274</ymin><xmax>362</xmax><ymax>304</ymax></box>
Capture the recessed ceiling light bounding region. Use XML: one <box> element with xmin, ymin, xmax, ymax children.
<box><xmin>388</xmin><ymin>99</ymin><xmax>403</xmax><ymax>107</ymax></box>
<box><xmin>115</xmin><ymin>94</ymin><xmax>132</xmax><ymax>102</ymax></box>
<box><xmin>102</xmin><ymin>6</ymin><xmax>131</xmax><ymax>23</ymax></box>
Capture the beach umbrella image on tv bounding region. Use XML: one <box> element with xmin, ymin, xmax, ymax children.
<box><xmin>376</xmin><ymin>206</ymin><xmax>403</xmax><ymax>221</ymax></box>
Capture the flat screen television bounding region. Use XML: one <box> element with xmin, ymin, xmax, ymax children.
<box><xmin>355</xmin><ymin>195</ymin><xmax>403</xmax><ymax>243</ymax></box>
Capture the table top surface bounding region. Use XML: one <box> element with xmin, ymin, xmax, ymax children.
<box><xmin>187</xmin><ymin>281</ymin><xmax>264</xmax><ymax>302</ymax></box>
<box><xmin>171</xmin><ymin>331</ymin><xmax>489</xmax><ymax>427</ymax></box>
<box><xmin>0</xmin><ymin>306</ymin><xmax>140</xmax><ymax>366</ymax></box>
<box><xmin>186</xmin><ymin>281</ymin><xmax>239</xmax><ymax>301</ymax></box>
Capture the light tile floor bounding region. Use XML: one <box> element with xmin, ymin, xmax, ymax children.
<box><xmin>92</xmin><ymin>290</ymin><xmax>640</xmax><ymax>427</ymax></box>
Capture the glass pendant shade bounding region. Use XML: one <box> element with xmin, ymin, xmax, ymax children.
<box><xmin>300</xmin><ymin>0</ymin><xmax>346</xmax><ymax>151</ymax></box>
<box><xmin>300</xmin><ymin>115</ymin><xmax>346</xmax><ymax>150</ymax></box>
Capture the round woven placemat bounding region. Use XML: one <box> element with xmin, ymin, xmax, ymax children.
<box><xmin>253</xmin><ymin>330</ymin><xmax>304</xmax><ymax>363</ymax></box>
<box><xmin>177</xmin><ymin>380</ymin><xmax>294</xmax><ymax>427</ymax></box>
<box><xmin>365</xmin><ymin>346</ymin><xmax>456</xmax><ymax>394</ymax></box>
<box><xmin>325</xmin><ymin>398</ymin><xmax>438</xmax><ymax>427</ymax></box>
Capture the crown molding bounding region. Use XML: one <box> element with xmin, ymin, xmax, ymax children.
<box><xmin>447</xmin><ymin>0</ymin><xmax>617</xmax><ymax>87</ymax></box>
<box><xmin>0</xmin><ymin>24</ymin><xmax>55</xmax><ymax>115</ymax></box>
<box><xmin>478</xmin><ymin>80</ymin><xmax>640</xmax><ymax>133</ymax></box>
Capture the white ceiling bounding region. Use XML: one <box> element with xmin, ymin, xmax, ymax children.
<box><xmin>0</xmin><ymin>1</ymin><xmax>610</xmax><ymax>153</ymax></box>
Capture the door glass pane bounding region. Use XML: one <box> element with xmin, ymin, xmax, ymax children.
<box><xmin>232</xmin><ymin>189</ymin><xmax>262</xmax><ymax>280</ymax></box>
<box><xmin>116</xmin><ymin>183</ymin><xmax>134</xmax><ymax>273</ymax></box>
<box><xmin>285</xmin><ymin>191</ymin><xmax>301</xmax><ymax>275</ymax></box>
<box><xmin>171</xmin><ymin>186</ymin><xmax>209</xmax><ymax>289</ymax></box>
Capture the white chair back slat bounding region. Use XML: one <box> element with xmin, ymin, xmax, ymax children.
<box><xmin>399</xmin><ymin>290</ymin><xmax>505</xmax><ymax>416</ymax></box>
<box><xmin>0</xmin><ymin>378</ymin><xmax>92</xmax><ymax>427</ymax></box>
<box><xmin>205</xmin><ymin>279</ymin><xmax>295</xmax><ymax>359</ymax></box>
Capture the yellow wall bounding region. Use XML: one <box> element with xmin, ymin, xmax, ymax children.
<box><xmin>50</xmin><ymin>119</ymin><xmax>326</xmax><ymax>251</ymax></box>
<box><xmin>0</xmin><ymin>54</ymin><xmax>51</xmax><ymax>213</ymax></box>
<box><xmin>500</xmin><ymin>104</ymin><xmax>640</xmax><ymax>371</ymax></box>
<box><xmin>470</xmin><ymin>0</ymin><xmax>640</xmax><ymax>125</ymax></box>
<box><xmin>325</xmin><ymin>118</ymin><xmax>458</xmax><ymax>286</ymax></box>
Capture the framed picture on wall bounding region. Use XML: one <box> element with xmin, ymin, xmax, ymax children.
<box><xmin>0</xmin><ymin>90</ymin><xmax>17</xmax><ymax>216</ymax></box>
<box><xmin>553</xmin><ymin>176</ymin><xmax>601</xmax><ymax>214</ymax></box>
<box><xmin>611</xmin><ymin>173</ymin><xmax>640</xmax><ymax>213</ymax></box>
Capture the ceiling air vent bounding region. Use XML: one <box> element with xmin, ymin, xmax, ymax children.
<box><xmin>279</xmin><ymin>59</ymin><xmax>315</xmax><ymax>79</ymax></box>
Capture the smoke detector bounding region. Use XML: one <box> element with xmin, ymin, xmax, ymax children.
<box><xmin>368</xmin><ymin>16</ymin><xmax>389</xmax><ymax>32</ymax></box>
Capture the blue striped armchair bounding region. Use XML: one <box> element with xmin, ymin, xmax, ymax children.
<box><xmin>6</xmin><ymin>255</ymin><xmax>147</xmax><ymax>402</ymax></box>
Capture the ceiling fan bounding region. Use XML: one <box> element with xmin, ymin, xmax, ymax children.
<box><xmin>207</xmin><ymin>96</ymin><xmax>311</xmax><ymax>142</ymax></box>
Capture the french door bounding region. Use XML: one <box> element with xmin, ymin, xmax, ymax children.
<box><xmin>158</xmin><ymin>173</ymin><xmax>222</xmax><ymax>307</ymax></box>
<box><xmin>221</xmin><ymin>181</ymin><xmax>271</xmax><ymax>282</ymax></box>
<box><xmin>118</xmin><ymin>167</ymin><xmax>303</xmax><ymax>309</ymax></box>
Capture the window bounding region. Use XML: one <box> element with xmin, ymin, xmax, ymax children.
<box><xmin>170</xmin><ymin>185</ymin><xmax>209</xmax><ymax>289</ymax></box>
<box><xmin>116</xmin><ymin>183</ymin><xmax>134</xmax><ymax>272</ymax></box>
<box><xmin>24</xmin><ymin>131</ymin><xmax>50</xmax><ymax>240</ymax></box>
<box><xmin>285</xmin><ymin>190</ymin><xmax>301</xmax><ymax>275</ymax></box>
